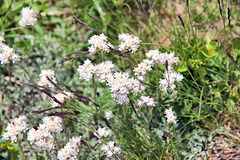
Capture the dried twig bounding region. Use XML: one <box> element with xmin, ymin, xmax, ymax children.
<box><xmin>108</xmin><ymin>45</ymin><xmax>137</xmax><ymax>63</ymax></box>
<box><xmin>86</xmin><ymin>13</ymin><xmax>101</xmax><ymax>22</ymax></box>
<box><xmin>73</xmin><ymin>15</ymin><xmax>102</xmax><ymax>34</ymax></box>
<box><xmin>177</xmin><ymin>14</ymin><xmax>185</xmax><ymax>29</ymax></box>
<box><xmin>129</xmin><ymin>97</ymin><xmax>139</xmax><ymax>118</ymax></box>
<box><xmin>192</xmin><ymin>21</ymin><xmax>208</xmax><ymax>28</ymax></box>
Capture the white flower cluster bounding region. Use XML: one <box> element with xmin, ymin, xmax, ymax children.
<box><xmin>27</xmin><ymin>116</ymin><xmax>63</xmax><ymax>151</ymax></box>
<box><xmin>27</xmin><ymin>128</ymin><xmax>55</xmax><ymax>151</ymax></box>
<box><xmin>39</xmin><ymin>116</ymin><xmax>63</xmax><ymax>133</ymax></box>
<box><xmin>94</xmin><ymin>127</ymin><xmax>112</xmax><ymax>143</ymax></box>
<box><xmin>52</xmin><ymin>91</ymin><xmax>72</xmax><ymax>107</ymax></box>
<box><xmin>118</xmin><ymin>33</ymin><xmax>141</xmax><ymax>53</ymax></box>
<box><xmin>101</xmin><ymin>141</ymin><xmax>121</xmax><ymax>157</ymax></box>
<box><xmin>88</xmin><ymin>33</ymin><xmax>113</xmax><ymax>55</ymax></box>
<box><xmin>146</xmin><ymin>50</ymin><xmax>180</xmax><ymax>67</ymax></box>
<box><xmin>165</xmin><ymin>108</ymin><xmax>177</xmax><ymax>124</ymax></box>
<box><xmin>95</xmin><ymin>61</ymin><xmax>115</xmax><ymax>82</ymax></box>
<box><xmin>19</xmin><ymin>7</ymin><xmax>37</xmax><ymax>27</ymax></box>
<box><xmin>107</xmin><ymin>72</ymin><xmax>146</xmax><ymax>104</ymax></box>
<box><xmin>105</xmin><ymin>111</ymin><xmax>113</xmax><ymax>120</ymax></box>
<box><xmin>133</xmin><ymin>59</ymin><xmax>154</xmax><ymax>78</ymax></box>
<box><xmin>38</xmin><ymin>69</ymin><xmax>57</xmax><ymax>87</ymax></box>
<box><xmin>77</xmin><ymin>59</ymin><xmax>145</xmax><ymax>104</ymax></box>
<box><xmin>159</xmin><ymin>71</ymin><xmax>183</xmax><ymax>93</ymax></box>
<box><xmin>137</xmin><ymin>96</ymin><xmax>155</xmax><ymax>107</ymax></box>
<box><xmin>2</xmin><ymin>116</ymin><xmax>27</xmax><ymax>142</ymax></box>
<box><xmin>77</xmin><ymin>59</ymin><xmax>95</xmax><ymax>81</ymax></box>
<box><xmin>0</xmin><ymin>36</ymin><xmax>21</xmax><ymax>64</ymax></box>
<box><xmin>57</xmin><ymin>136</ymin><xmax>82</xmax><ymax>160</ymax></box>
<box><xmin>143</xmin><ymin>49</ymin><xmax>183</xmax><ymax>95</ymax></box>
<box><xmin>78</xmin><ymin>60</ymin><xmax>115</xmax><ymax>82</ymax></box>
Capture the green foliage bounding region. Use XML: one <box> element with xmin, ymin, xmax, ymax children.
<box><xmin>0</xmin><ymin>0</ymin><xmax>240</xmax><ymax>159</ymax></box>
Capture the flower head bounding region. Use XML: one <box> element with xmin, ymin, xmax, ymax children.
<box><xmin>137</xmin><ymin>96</ymin><xmax>155</xmax><ymax>107</ymax></box>
<box><xmin>57</xmin><ymin>136</ymin><xmax>82</xmax><ymax>160</ymax></box>
<box><xmin>77</xmin><ymin>59</ymin><xmax>95</xmax><ymax>81</ymax></box>
<box><xmin>52</xmin><ymin>91</ymin><xmax>72</xmax><ymax>107</ymax></box>
<box><xmin>95</xmin><ymin>61</ymin><xmax>115</xmax><ymax>82</ymax></box>
<box><xmin>159</xmin><ymin>71</ymin><xmax>183</xmax><ymax>93</ymax></box>
<box><xmin>105</xmin><ymin>111</ymin><xmax>113</xmax><ymax>120</ymax></box>
<box><xmin>19</xmin><ymin>7</ymin><xmax>37</xmax><ymax>27</ymax></box>
<box><xmin>107</xmin><ymin>72</ymin><xmax>145</xmax><ymax>104</ymax></box>
<box><xmin>94</xmin><ymin>127</ymin><xmax>112</xmax><ymax>143</ymax></box>
<box><xmin>118</xmin><ymin>33</ymin><xmax>141</xmax><ymax>53</ymax></box>
<box><xmin>165</xmin><ymin>108</ymin><xmax>177</xmax><ymax>124</ymax></box>
<box><xmin>134</xmin><ymin>59</ymin><xmax>154</xmax><ymax>78</ymax></box>
<box><xmin>0</xmin><ymin>40</ymin><xmax>21</xmax><ymax>64</ymax></box>
<box><xmin>88</xmin><ymin>33</ymin><xmax>113</xmax><ymax>55</ymax></box>
<box><xmin>146</xmin><ymin>50</ymin><xmax>180</xmax><ymax>68</ymax></box>
<box><xmin>27</xmin><ymin>128</ymin><xmax>55</xmax><ymax>151</ymax></box>
<box><xmin>2</xmin><ymin>116</ymin><xmax>27</xmax><ymax>142</ymax></box>
<box><xmin>39</xmin><ymin>116</ymin><xmax>63</xmax><ymax>133</ymax></box>
<box><xmin>38</xmin><ymin>69</ymin><xmax>57</xmax><ymax>87</ymax></box>
<box><xmin>101</xmin><ymin>141</ymin><xmax>121</xmax><ymax>157</ymax></box>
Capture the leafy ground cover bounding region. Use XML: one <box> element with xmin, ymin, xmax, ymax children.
<box><xmin>0</xmin><ymin>0</ymin><xmax>240</xmax><ymax>159</ymax></box>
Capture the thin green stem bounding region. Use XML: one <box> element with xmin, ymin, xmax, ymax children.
<box><xmin>17</xmin><ymin>136</ymin><xmax>27</xmax><ymax>159</ymax></box>
<box><xmin>45</xmin><ymin>150</ymin><xmax>51</xmax><ymax>160</ymax></box>
<box><xmin>173</xmin><ymin>124</ymin><xmax>181</xmax><ymax>159</ymax></box>
<box><xmin>24</xmin><ymin>133</ymin><xmax>38</xmax><ymax>159</ymax></box>
<box><xmin>91</xmin><ymin>76</ymin><xmax>97</xmax><ymax>111</ymax></box>
<box><xmin>85</xmin><ymin>142</ymin><xmax>98</xmax><ymax>159</ymax></box>
<box><xmin>148</xmin><ymin>107</ymin><xmax>153</xmax><ymax>132</ymax></box>
<box><xmin>7</xmin><ymin>63</ymin><xmax>12</xmax><ymax>85</ymax></box>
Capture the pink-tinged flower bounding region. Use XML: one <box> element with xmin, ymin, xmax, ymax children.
<box><xmin>19</xmin><ymin>7</ymin><xmax>37</xmax><ymax>27</ymax></box>
<box><xmin>165</xmin><ymin>108</ymin><xmax>177</xmax><ymax>124</ymax></box>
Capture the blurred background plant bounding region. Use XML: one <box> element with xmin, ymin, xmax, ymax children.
<box><xmin>0</xmin><ymin>0</ymin><xmax>239</xmax><ymax>159</ymax></box>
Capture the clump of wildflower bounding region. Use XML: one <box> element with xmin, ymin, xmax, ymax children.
<box><xmin>39</xmin><ymin>116</ymin><xmax>63</xmax><ymax>133</ymax></box>
<box><xmin>101</xmin><ymin>141</ymin><xmax>121</xmax><ymax>157</ymax></box>
<box><xmin>38</xmin><ymin>69</ymin><xmax>57</xmax><ymax>87</ymax></box>
<box><xmin>95</xmin><ymin>61</ymin><xmax>115</xmax><ymax>82</ymax></box>
<box><xmin>105</xmin><ymin>111</ymin><xmax>113</xmax><ymax>120</ymax></box>
<box><xmin>94</xmin><ymin>127</ymin><xmax>112</xmax><ymax>143</ymax></box>
<box><xmin>0</xmin><ymin>37</ymin><xmax>21</xmax><ymax>64</ymax></box>
<box><xmin>57</xmin><ymin>136</ymin><xmax>82</xmax><ymax>160</ymax></box>
<box><xmin>165</xmin><ymin>108</ymin><xmax>177</xmax><ymax>124</ymax></box>
<box><xmin>159</xmin><ymin>71</ymin><xmax>183</xmax><ymax>93</ymax></box>
<box><xmin>77</xmin><ymin>59</ymin><xmax>95</xmax><ymax>81</ymax></box>
<box><xmin>137</xmin><ymin>96</ymin><xmax>155</xmax><ymax>107</ymax></box>
<box><xmin>88</xmin><ymin>33</ymin><xmax>113</xmax><ymax>55</ymax></box>
<box><xmin>133</xmin><ymin>59</ymin><xmax>154</xmax><ymax>78</ymax></box>
<box><xmin>19</xmin><ymin>7</ymin><xmax>37</xmax><ymax>27</ymax></box>
<box><xmin>107</xmin><ymin>72</ymin><xmax>146</xmax><ymax>104</ymax></box>
<box><xmin>118</xmin><ymin>33</ymin><xmax>141</xmax><ymax>53</ymax></box>
<box><xmin>2</xmin><ymin>116</ymin><xmax>27</xmax><ymax>142</ymax></box>
<box><xmin>27</xmin><ymin>128</ymin><xmax>55</xmax><ymax>151</ymax></box>
<box><xmin>52</xmin><ymin>91</ymin><xmax>72</xmax><ymax>107</ymax></box>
